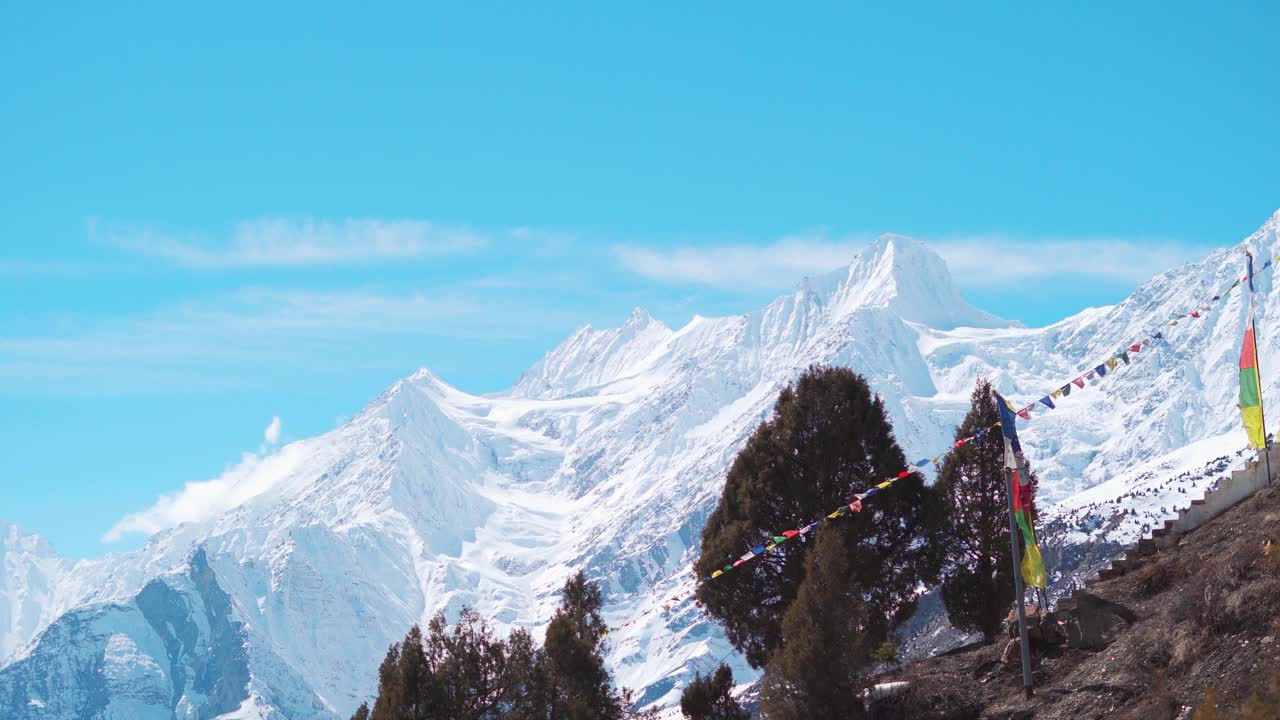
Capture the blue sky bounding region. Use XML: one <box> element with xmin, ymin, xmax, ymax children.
<box><xmin>3</xmin><ymin>2</ymin><xmax>1278</xmax><ymax>559</ymax></box>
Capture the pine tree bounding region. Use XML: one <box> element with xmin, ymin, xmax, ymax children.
<box><xmin>542</xmin><ymin>572</ymin><xmax>627</xmax><ymax>720</ymax></box>
<box><xmin>934</xmin><ymin>379</ymin><xmax>1038</xmax><ymax>643</ymax></box>
<box><xmin>759</xmin><ymin>525</ymin><xmax>872</xmax><ymax>720</ymax></box>
<box><xmin>679</xmin><ymin>663</ymin><xmax>748</xmax><ymax>720</ymax></box>
<box><xmin>695</xmin><ymin>365</ymin><xmax>946</xmax><ymax>668</ymax></box>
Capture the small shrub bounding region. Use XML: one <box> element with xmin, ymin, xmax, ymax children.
<box><xmin>1224</xmin><ymin>545</ymin><xmax>1256</xmax><ymax>583</ymax></box>
<box><xmin>1168</xmin><ymin>625</ymin><xmax>1202</xmax><ymax>669</ymax></box>
<box><xmin>1240</xmin><ymin>671</ymin><xmax>1280</xmax><ymax>720</ymax></box>
<box><xmin>871</xmin><ymin>639</ymin><xmax>899</xmax><ymax>666</ymax></box>
<box><xmin>1137</xmin><ymin>558</ymin><xmax>1182</xmax><ymax>598</ymax></box>
<box><xmin>1221</xmin><ymin>578</ymin><xmax>1280</xmax><ymax>635</ymax></box>
<box><xmin>1193</xmin><ymin>688</ymin><xmax>1221</xmax><ymax>720</ymax></box>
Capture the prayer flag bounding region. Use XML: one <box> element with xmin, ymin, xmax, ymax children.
<box><xmin>1039</xmin><ymin>396</ymin><xmax>1055</xmax><ymax>410</ymax></box>
<box><xmin>1240</xmin><ymin>253</ymin><xmax>1267</xmax><ymax>449</ymax></box>
<box><xmin>994</xmin><ymin>391</ymin><xmax>1022</xmax><ymax>469</ymax></box>
<box><xmin>1073</xmin><ymin>377</ymin><xmax>1085</xmax><ymax>388</ymax></box>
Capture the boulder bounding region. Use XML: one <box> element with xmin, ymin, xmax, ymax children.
<box><xmin>1005</xmin><ymin>604</ymin><xmax>1041</xmax><ymax>639</ymax></box>
<box><xmin>1064</xmin><ymin>591</ymin><xmax>1137</xmax><ymax>650</ymax></box>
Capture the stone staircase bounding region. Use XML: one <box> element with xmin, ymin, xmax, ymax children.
<box><xmin>1056</xmin><ymin>443</ymin><xmax>1277</xmax><ymax>614</ymax></box>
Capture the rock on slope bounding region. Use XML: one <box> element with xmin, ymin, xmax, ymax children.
<box><xmin>881</xmin><ymin>466</ymin><xmax>1280</xmax><ymax>719</ymax></box>
<box><xmin>2</xmin><ymin>211</ymin><xmax>1280</xmax><ymax>718</ymax></box>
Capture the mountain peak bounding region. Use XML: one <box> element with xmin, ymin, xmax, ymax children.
<box><xmin>509</xmin><ymin>309</ymin><xmax>672</xmax><ymax>399</ymax></box>
<box><xmin>800</xmin><ymin>233</ymin><xmax>1012</xmax><ymax>330</ymax></box>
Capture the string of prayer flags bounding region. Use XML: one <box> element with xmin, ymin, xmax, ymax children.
<box><xmin>695</xmin><ymin>424</ymin><xmax>1001</xmax><ymax>586</ymax></box>
<box><xmin>614</xmin><ymin>249</ymin><xmax>1280</xmax><ymax>633</ymax></box>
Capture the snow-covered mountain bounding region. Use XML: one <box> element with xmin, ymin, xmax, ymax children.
<box><xmin>4</xmin><ymin>211</ymin><xmax>1280</xmax><ymax>719</ymax></box>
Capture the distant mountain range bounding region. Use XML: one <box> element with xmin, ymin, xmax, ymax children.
<box><xmin>3</xmin><ymin>210</ymin><xmax>1278</xmax><ymax>719</ymax></box>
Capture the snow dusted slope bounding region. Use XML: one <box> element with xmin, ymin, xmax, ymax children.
<box><xmin>3</xmin><ymin>211</ymin><xmax>1280</xmax><ymax>718</ymax></box>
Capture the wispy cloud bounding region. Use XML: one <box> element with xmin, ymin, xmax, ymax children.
<box><xmin>93</xmin><ymin>217</ymin><xmax>487</xmax><ymax>268</ymax></box>
<box><xmin>103</xmin><ymin>444</ymin><xmax>297</xmax><ymax>541</ymax></box>
<box><xmin>0</xmin><ymin>287</ymin><xmax>575</xmax><ymax>392</ymax></box>
<box><xmin>932</xmin><ymin>235</ymin><xmax>1203</xmax><ymax>286</ymax></box>
<box><xmin>614</xmin><ymin>233</ymin><xmax>1204</xmax><ymax>289</ymax></box>
<box><xmin>263</xmin><ymin>416</ymin><xmax>281</xmax><ymax>445</ymax></box>
<box><xmin>614</xmin><ymin>235</ymin><xmax>870</xmax><ymax>289</ymax></box>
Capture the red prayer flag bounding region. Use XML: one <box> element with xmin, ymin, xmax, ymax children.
<box><xmin>1072</xmin><ymin>377</ymin><xmax>1085</xmax><ymax>388</ymax></box>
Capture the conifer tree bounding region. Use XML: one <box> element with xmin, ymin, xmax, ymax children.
<box><xmin>695</xmin><ymin>365</ymin><xmax>945</xmax><ymax>668</ymax></box>
<box><xmin>759</xmin><ymin>525</ymin><xmax>872</xmax><ymax>720</ymax></box>
<box><xmin>542</xmin><ymin>572</ymin><xmax>627</xmax><ymax>720</ymax></box>
<box><xmin>934</xmin><ymin>379</ymin><xmax>1038</xmax><ymax>643</ymax></box>
<box><xmin>679</xmin><ymin>664</ymin><xmax>749</xmax><ymax>720</ymax></box>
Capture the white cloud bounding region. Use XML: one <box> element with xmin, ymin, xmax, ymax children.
<box><xmin>103</xmin><ymin>447</ymin><xmax>299</xmax><ymax>541</ymax></box>
<box><xmin>931</xmin><ymin>236</ymin><xmax>1202</xmax><ymax>287</ymax></box>
<box><xmin>263</xmin><ymin>416</ymin><xmax>281</xmax><ymax>445</ymax></box>
<box><xmin>93</xmin><ymin>217</ymin><xmax>487</xmax><ymax>268</ymax></box>
<box><xmin>0</xmin><ymin>287</ymin><xmax>576</xmax><ymax>392</ymax></box>
<box><xmin>614</xmin><ymin>233</ymin><xmax>1203</xmax><ymax>289</ymax></box>
<box><xmin>614</xmin><ymin>235</ymin><xmax>869</xmax><ymax>289</ymax></box>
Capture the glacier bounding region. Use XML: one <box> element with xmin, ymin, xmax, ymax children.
<box><xmin>3</xmin><ymin>210</ymin><xmax>1279</xmax><ymax>718</ymax></box>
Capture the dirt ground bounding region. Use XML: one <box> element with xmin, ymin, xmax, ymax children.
<box><xmin>875</xmin><ymin>482</ymin><xmax>1280</xmax><ymax>719</ymax></box>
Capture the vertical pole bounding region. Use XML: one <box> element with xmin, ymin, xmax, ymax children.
<box><xmin>1254</xmin><ymin>315</ymin><xmax>1273</xmax><ymax>486</ymax></box>
<box><xmin>1248</xmin><ymin>249</ymin><xmax>1273</xmax><ymax>486</ymax></box>
<box><xmin>1006</xmin><ymin>467</ymin><xmax>1034</xmax><ymax>699</ymax></box>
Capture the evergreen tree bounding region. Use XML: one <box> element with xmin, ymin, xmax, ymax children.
<box><xmin>760</xmin><ymin>525</ymin><xmax>872</xmax><ymax>720</ymax></box>
<box><xmin>542</xmin><ymin>572</ymin><xmax>626</xmax><ymax>720</ymax></box>
<box><xmin>695</xmin><ymin>365</ymin><xmax>945</xmax><ymax>668</ymax></box>
<box><xmin>679</xmin><ymin>664</ymin><xmax>748</xmax><ymax>720</ymax></box>
<box><xmin>499</xmin><ymin>627</ymin><xmax>549</xmax><ymax>720</ymax></box>
<box><xmin>350</xmin><ymin>703</ymin><xmax>370</xmax><ymax>720</ymax></box>
<box><xmin>934</xmin><ymin>379</ymin><xmax>1038</xmax><ymax>643</ymax></box>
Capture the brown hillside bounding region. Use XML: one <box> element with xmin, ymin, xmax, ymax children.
<box><xmin>875</xmin><ymin>480</ymin><xmax>1280</xmax><ymax>719</ymax></box>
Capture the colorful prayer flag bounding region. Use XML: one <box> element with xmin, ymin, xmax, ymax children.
<box><xmin>994</xmin><ymin>391</ymin><xmax>1022</xmax><ymax>470</ymax></box>
<box><xmin>1039</xmin><ymin>396</ymin><xmax>1055</xmax><ymax>410</ymax></box>
<box><xmin>1240</xmin><ymin>253</ymin><xmax>1267</xmax><ymax>449</ymax></box>
<box><xmin>1073</xmin><ymin>377</ymin><xmax>1085</xmax><ymax>388</ymax></box>
<box><xmin>994</xmin><ymin>389</ymin><xmax>1048</xmax><ymax>588</ymax></box>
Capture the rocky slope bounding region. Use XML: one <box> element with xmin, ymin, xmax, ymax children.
<box><xmin>3</xmin><ymin>211</ymin><xmax>1280</xmax><ymax>718</ymax></box>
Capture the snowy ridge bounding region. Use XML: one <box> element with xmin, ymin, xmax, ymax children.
<box><xmin>4</xmin><ymin>213</ymin><xmax>1280</xmax><ymax>718</ymax></box>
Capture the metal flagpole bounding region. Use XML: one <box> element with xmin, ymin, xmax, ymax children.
<box><xmin>1006</xmin><ymin>466</ymin><xmax>1034</xmax><ymax>699</ymax></box>
<box><xmin>1248</xmin><ymin>249</ymin><xmax>1273</xmax><ymax>486</ymax></box>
